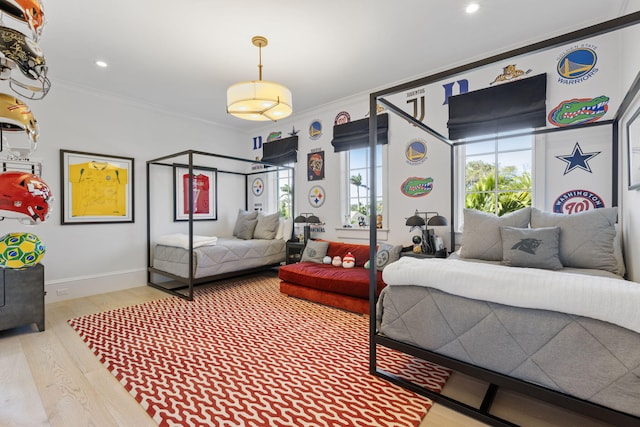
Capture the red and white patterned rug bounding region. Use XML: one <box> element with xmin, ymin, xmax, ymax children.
<box><xmin>69</xmin><ymin>273</ymin><xmax>450</xmax><ymax>427</ymax></box>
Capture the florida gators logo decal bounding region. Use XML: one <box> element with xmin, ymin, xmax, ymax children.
<box><xmin>401</xmin><ymin>177</ymin><xmax>433</xmax><ymax>197</ymax></box>
<box><xmin>548</xmin><ymin>96</ymin><xmax>609</xmax><ymax>126</ymax></box>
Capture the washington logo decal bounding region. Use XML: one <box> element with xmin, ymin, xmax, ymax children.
<box><xmin>405</xmin><ymin>139</ymin><xmax>427</xmax><ymax>164</ymax></box>
<box><xmin>556</xmin><ymin>45</ymin><xmax>598</xmax><ymax>84</ymax></box>
<box><xmin>401</xmin><ymin>177</ymin><xmax>433</xmax><ymax>197</ymax></box>
<box><xmin>553</xmin><ymin>189</ymin><xmax>604</xmax><ymax>214</ymax></box>
<box><xmin>334</xmin><ymin>111</ymin><xmax>351</xmax><ymax>125</ymax></box>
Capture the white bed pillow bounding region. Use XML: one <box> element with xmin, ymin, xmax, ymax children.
<box><xmin>282</xmin><ymin>218</ymin><xmax>294</xmax><ymax>241</ymax></box>
<box><xmin>459</xmin><ymin>207</ymin><xmax>531</xmax><ymax>261</ymax></box>
<box><xmin>376</xmin><ymin>243</ymin><xmax>402</xmax><ymax>271</ymax></box>
<box><xmin>530</xmin><ymin>207</ymin><xmax>620</xmax><ymax>274</ymax></box>
<box><xmin>236</xmin><ymin>218</ymin><xmax>258</xmax><ymax>240</ymax></box>
<box><xmin>232</xmin><ymin>209</ymin><xmax>258</xmax><ymax>237</ymax></box>
<box><xmin>500</xmin><ymin>226</ymin><xmax>563</xmax><ymax>270</ymax></box>
<box><xmin>253</xmin><ymin>212</ymin><xmax>280</xmax><ymax>239</ymax></box>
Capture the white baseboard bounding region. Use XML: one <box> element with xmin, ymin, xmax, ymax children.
<box><xmin>45</xmin><ymin>268</ymin><xmax>148</xmax><ymax>303</ymax></box>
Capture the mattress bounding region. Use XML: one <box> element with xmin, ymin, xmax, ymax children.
<box><xmin>152</xmin><ymin>237</ymin><xmax>285</xmax><ymax>279</ymax></box>
<box><xmin>376</xmin><ymin>284</ymin><xmax>640</xmax><ymax>418</ymax></box>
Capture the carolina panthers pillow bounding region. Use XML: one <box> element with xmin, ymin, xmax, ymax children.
<box><xmin>500</xmin><ymin>226</ymin><xmax>563</xmax><ymax>270</ymax></box>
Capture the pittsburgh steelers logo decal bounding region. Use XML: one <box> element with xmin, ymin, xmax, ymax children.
<box><xmin>252</xmin><ymin>178</ymin><xmax>264</xmax><ymax>196</ymax></box>
<box><xmin>308</xmin><ymin>185</ymin><xmax>325</xmax><ymax>207</ymax></box>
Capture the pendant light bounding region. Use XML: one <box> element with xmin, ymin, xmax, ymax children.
<box><xmin>226</xmin><ymin>36</ymin><xmax>292</xmax><ymax>121</ymax></box>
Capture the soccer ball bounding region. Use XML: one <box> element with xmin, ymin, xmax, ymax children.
<box><xmin>0</xmin><ymin>232</ymin><xmax>45</xmax><ymax>269</ymax></box>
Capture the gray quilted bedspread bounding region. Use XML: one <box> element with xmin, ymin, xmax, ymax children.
<box><xmin>153</xmin><ymin>237</ymin><xmax>285</xmax><ymax>278</ymax></box>
<box><xmin>377</xmin><ymin>285</ymin><xmax>640</xmax><ymax>417</ymax></box>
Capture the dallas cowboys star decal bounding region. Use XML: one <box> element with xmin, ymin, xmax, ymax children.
<box><xmin>555</xmin><ymin>142</ymin><xmax>601</xmax><ymax>175</ymax></box>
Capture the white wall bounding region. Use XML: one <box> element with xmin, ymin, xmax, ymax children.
<box><xmin>0</xmin><ymin>83</ymin><xmax>246</xmax><ymax>302</ymax></box>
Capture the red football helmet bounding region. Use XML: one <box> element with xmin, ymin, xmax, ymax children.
<box><xmin>0</xmin><ymin>171</ymin><xmax>52</xmax><ymax>224</ymax></box>
<box><xmin>0</xmin><ymin>0</ymin><xmax>45</xmax><ymax>39</ymax></box>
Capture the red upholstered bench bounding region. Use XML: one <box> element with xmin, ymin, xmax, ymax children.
<box><xmin>278</xmin><ymin>240</ymin><xmax>386</xmax><ymax>314</ymax></box>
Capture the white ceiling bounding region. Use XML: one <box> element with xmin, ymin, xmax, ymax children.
<box><xmin>33</xmin><ymin>0</ymin><xmax>640</xmax><ymax>132</ymax></box>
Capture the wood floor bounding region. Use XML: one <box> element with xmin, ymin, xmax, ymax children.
<box><xmin>0</xmin><ymin>284</ymin><xmax>615</xmax><ymax>427</ymax></box>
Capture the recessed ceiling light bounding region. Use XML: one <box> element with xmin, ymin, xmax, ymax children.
<box><xmin>95</xmin><ymin>60</ymin><xmax>108</xmax><ymax>68</ymax></box>
<box><xmin>466</xmin><ymin>3</ymin><xmax>479</xmax><ymax>14</ymax></box>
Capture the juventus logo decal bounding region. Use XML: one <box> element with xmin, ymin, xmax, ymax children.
<box><xmin>406</xmin><ymin>96</ymin><xmax>425</xmax><ymax>122</ymax></box>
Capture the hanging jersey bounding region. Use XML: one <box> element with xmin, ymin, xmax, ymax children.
<box><xmin>182</xmin><ymin>173</ymin><xmax>210</xmax><ymax>214</ymax></box>
<box><xmin>69</xmin><ymin>161</ymin><xmax>128</xmax><ymax>216</ymax></box>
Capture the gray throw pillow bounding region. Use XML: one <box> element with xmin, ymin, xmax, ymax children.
<box><xmin>500</xmin><ymin>226</ymin><xmax>563</xmax><ymax>270</ymax></box>
<box><xmin>236</xmin><ymin>218</ymin><xmax>258</xmax><ymax>240</ymax></box>
<box><xmin>376</xmin><ymin>243</ymin><xmax>402</xmax><ymax>271</ymax></box>
<box><xmin>530</xmin><ymin>207</ymin><xmax>620</xmax><ymax>274</ymax></box>
<box><xmin>300</xmin><ymin>240</ymin><xmax>330</xmax><ymax>263</ymax></box>
<box><xmin>232</xmin><ymin>209</ymin><xmax>258</xmax><ymax>237</ymax></box>
<box><xmin>459</xmin><ymin>207</ymin><xmax>531</xmax><ymax>261</ymax></box>
<box><xmin>253</xmin><ymin>212</ymin><xmax>281</xmax><ymax>239</ymax></box>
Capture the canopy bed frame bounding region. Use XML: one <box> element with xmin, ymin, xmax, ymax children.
<box><xmin>367</xmin><ymin>11</ymin><xmax>640</xmax><ymax>427</ymax></box>
<box><xmin>146</xmin><ymin>149</ymin><xmax>294</xmax><ymax>301</ymax></box>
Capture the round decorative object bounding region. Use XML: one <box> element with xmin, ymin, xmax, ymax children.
<box><xmin>322</xmin><ymin>255</ymin><xmax>331</xmax><ymax>264</ymax></box>
<box><xmin>252</xmin><ymin>178</ymin><xmax>264</xmax><ymax>196</ymax></box>
<box><xmin>0</xmin><ymin>232</ymin><xmax>45</xmax><ymax>268</ymax></box>
<box><xmin>331</xmin><ymin>256</ymin><xmax>342</xmax><ymax>267</ymax></box>
<box><xmin>364</xmin><ymin>260</ymin><xmax>370</xmax><ymax>269</ymax></box>
<box><xmin>342</xmin><ymin>252</ymin><xmax>355</xmax><ymax>268</ymax></box>
<box><xmin>412</xmin><ymin>235</ymin><xmax>422</xmax><ymax>245</ymax></box>
<box><xmin>308</xmin><ymin>185</ymin><xmax>325</xmax><ymax>208</ymax></box>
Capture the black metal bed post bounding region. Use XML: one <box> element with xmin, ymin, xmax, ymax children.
<box><xmin>187</xmin><ymin>151</ymin><xmax>195</xmax><ymax>301</ymax></box>
<box><xmin>368</xmin><ymin>94</ymin><xmax>379</xmax><ymax>374</ymax></box>
<box><xmin>146</xmin><ymin>160</ymin><xmax>152</xmax><ymax>287</ymax></box>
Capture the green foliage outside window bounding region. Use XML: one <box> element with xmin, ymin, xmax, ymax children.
<box><xmin>465</xmin><ymin>161</ymin><xmax>531</xmax><ymax>216</ymax></box>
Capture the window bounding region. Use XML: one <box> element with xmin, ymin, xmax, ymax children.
<box><xmin>277</xmin><ymin>166</ymin><xmax>293</xmax><ymax>218</ymax></box>
<box><xmin>343</xmin><ymin>145</ymin><xmax>384</xmax><ymax>228</ymax></box>
<box><xmin>463</xmin><ymin>133</ymin><xmax>532</xmax><ymax>215</ymax></box>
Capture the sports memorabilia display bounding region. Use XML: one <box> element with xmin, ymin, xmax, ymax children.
<box><xmin>0</xmin><ymin>231</ymin><xmax>45</xmax><ymax>268</ymax></box>
<box><xmin>0</xmin><ymin>171</ymin><xmax>53</xmax><ymax>224</ymax></box>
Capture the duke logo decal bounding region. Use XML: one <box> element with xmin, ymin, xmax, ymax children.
<box><xmin>405</xmin><ymin>139</ymin><xmax>427</xmax><ymax>164</ymax></box>
<box><xmin>553</xmin><ymin>189</ymin><xmax>604</xmax><ymax>214</ymax></box>
<box><xmin>556</xmin><ymin>45</ymin><xmax>598</xmax><ymax>84</ymax></box>
<box><xmin>252</xmin><ymin>136</ymin><xmax>263</xmax><ymax>150</ymax></box>
<box><xmin>442</xmin><ymin>79</ymin><xmax>469</xmax><ymax>105</ymax></box>
<box><xmin>401</xmin><ymin>177</ymin><xmax>433</xmax><ymax>197</ymax></box>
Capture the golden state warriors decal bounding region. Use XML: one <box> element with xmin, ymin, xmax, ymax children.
<box><xmin>308</xmin><ymin>185</ymin><xmax>325</xmax><ymax>207</ymax></box>
<box><xmin>553</xmin><ymin>189</ymin><xmax>604</xmax><ymax>214</ymax></box>
<box><xmin>252</xmin><ymin>178</ymin><xmax>264</xmax><ymax>196</ymax></box>
<box><xmin>555</xmin><ymin>142</ymin><xmax>600</xmax><ymax>175</ymax></box>
<box><xmin>334</xmin><ymin>111</ymin><xmax>351</xmax><ymax>125</ymax></box>
<box><xmin>556</xmin><ymin>45</ymin><xmax>598</xmax><ymax>84</ymax></box>
<box><xmin>405</xmin><ymin>139</ymin><xmax>427</xmax><ymax>164</ymax></box>
<box><xmin>548</xmin><ymin>96</ymin><xmax>609</xmax><ymax>126</ymax></box>
<box><xmin>489</xmin><ymin>64</ymin><xmax>532</xmax><ymax>85</ymax></box>
<box><xmin>401</xmin><ymin>177</ymin><xmax>433</xmax><ymax>197</ymax></box>
<box><xmin>309</xmin><ymin>120</ymin><xmax>322</xmax><ymax>140</ymax></box>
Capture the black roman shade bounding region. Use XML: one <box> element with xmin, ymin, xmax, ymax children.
<box><xmin>447</xmin><ymin>73</ymin><xmax>547</xmax><ymax>140</ymax></box>
<box><xmin>331</xmin><ymin>114</ymin><xmax>389</xmax><ymax>152</ymax></box>
<box><xmin>261</xmin><ymin>135</ymin><xmax>298</xmax><ymax>165</ymax></box>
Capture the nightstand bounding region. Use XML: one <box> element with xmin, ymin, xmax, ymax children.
<box><xmin>285</xmin><ymin>241</ymin><xmax>306</xmax><ymax>264</ymax></box>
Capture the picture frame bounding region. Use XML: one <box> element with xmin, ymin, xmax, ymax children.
<box><xmin>60</xmin><ymin>150</ymin><xmax>134</xmax><ymax>224</ymax></box>
<box><xmin>307</xmin><ymin>150</ymin><xmax>325</xmax><ymax>181</ymax></box>
<box><xmin>173</xmin><ymin>164</ymin><xmax>217</xmax><ymax>221</ymax></box>
<box><xmin>627</xmin><ymin>106</ymin><xmax>640</xmax><ymax>190</ymax></box>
